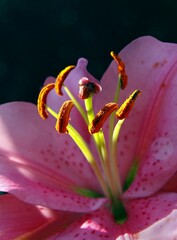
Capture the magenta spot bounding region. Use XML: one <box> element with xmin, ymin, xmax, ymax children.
<box><xmin>65</xmin><ymin>161</ymin><xmax>69</xmax><ymax>165</ymax></box>
<box><xmin>120</xmin><ymin>151</ymin><xmax>124</xmax><ymax>156</ymax></box>
<box><xmin>131</xmin><ymin>130</ymin><xmax>136</xmax><ymax>135</ymax></box>
<box><xmin>124</xmin><ymin>134</ymin><xmax>128</xmax><ymax>141</ymax></box>
<box><xmin>40</xmin><ymin>150</ymin><xmax>44</xmax><ymax>154</ymax></box>
<box><xmin>74</xmin><ymin>233</ymin><xmax>79</xmax><ymax>238</ymax></box>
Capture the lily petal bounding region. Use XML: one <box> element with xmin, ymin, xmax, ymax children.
<box><xmin>0</xmin><ymin>194</ymin><xmax>68</xmax><ymax>240</ymax></box>
<box><xmin>100</xmin><ymin>36</ymin><xmax>177</xmax><ymax>197</ymax></box>
<box><xmin>54</xmin><ymin>193</ymin><xmax>177</xmax><ymax>239</ymax></box>
<box><xmin>0</xmin><ymin>102</ymin><xmax>107</xmax><ymax>211</ymax></box>
<box><xmin>125</xmin><ymin>192</ymin><xmax>177</xmax><ymax>235</ymax></box>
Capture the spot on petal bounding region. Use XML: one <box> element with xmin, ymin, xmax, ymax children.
<box><xmin>151</xmin><ymin>137</ymin><xmax>174</xmax><ymax>161</ymax></box>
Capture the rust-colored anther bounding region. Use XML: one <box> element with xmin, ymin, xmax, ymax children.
<box><xmin>110</xmin><ymin>51</ymin><xmax>128</xmax><ymax>89</ymax></box>
<box><xmin>89</xmin><ymin>102</ymin><xmax>119</xmax><ymax>134</ymax></box>
<box><xmin>55</xmin><ymin>100</ymin><xmax>74</xmax><ymax>133</ymax></box>
<box><xmin>55</xmin><ymin>65</ymin><xmax>75</xmax><ymax>96</ymax></box>
<box><xmin>37</xmin><ymin>83</ymin><xmax>55</xmax><ymax>119</ymax></box>
<box><xmin>116</xmin><ymin>90</ymin><xmax>141</xmax><ymax>119</ymax></box>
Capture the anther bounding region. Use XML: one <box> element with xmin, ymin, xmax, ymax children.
<box><xmin>110</xmin><ymin>51</ymin><xmax>128</xmax><ymax>89</ymax></box>
<box><xmin>37</xmin><ymin>83</ymin><xmax>55</xmax><ymax>119</ymax></box>
<box><xmin>78</xmin><ymin>77</ymin><xmax>102</xmax><ymax>99</ymax></box>
<box><xmin>55</xmin><ymin>100</ymin><xmax>74</xmax><ymax>133</ymax></box>
<box><xmin>116</xmin><ymin>90</ymin><xmax>141</xmax><ymax>119</ymax></box>
<box><xmin>89</xmin><ymin>102</ymin><xmax>118</xmax><ymax>134</ymax></box>
<box><xmin>55</xmin><ymin>65</ymin><xmax>75</xmax><ymax>96</ymax></box>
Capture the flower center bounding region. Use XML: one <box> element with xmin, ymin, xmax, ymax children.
<box><xmin>37</xmin><ymin>52</ymin><xmax>141</xmax><ymax>223</ymax></box>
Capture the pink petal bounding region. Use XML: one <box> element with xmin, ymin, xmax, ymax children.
<box><xmin>100</xmin><ymin>36</ymin><xmax>177</xmax><ymax>196</ymax></box>
<box><xmin>0</xmin><ymin>102</ymin><xmax>107</xmax><ymax>212</ymax></box>
<box><xmin>54</xmin><ymin>192</ymin><xmax>177</xmax><ymax>239</ymax></box>
<box><xmin>0</xmin><ymin>194</ymin><xmax>55</xmax><ymax>239</ymax></box>
<box><xmin>138</xmin><ymin>210</ymin><xmax>177</xmax><ymax>240</ymax></box>
<box><xmin>0</xmin><ymin>194</ymin><xmax>81</xmax><ymax>240</ymax></box>
<box><xmin>125</xmin><ymin>192</ymin><xmax>177</xmax><ymax>234</ymax></box>
<box><xmin>52</xmin><ymin>207</ymin><xmax>127</xmax><ymax>239</ymax></box>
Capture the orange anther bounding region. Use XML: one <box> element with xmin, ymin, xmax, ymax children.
<box><xmin>116</xmin><ymin>90</ymin><xmax>141</xmax><ymax>119</ymax></box>
<box><xmin>110</xmin><ymin>51</ymin><xmax>128</xmax><ymax>89</ymax></box>
<box><xmin>37</xmin><ymin>83</ymin><xmax>55</xmax><ymax>119</ymax></box>
<box><xmin>55</xmin><ymin>100</ymin><xmax>74</xmax><ymax>133</ymax></box>
<box><xmin>89</xmin><ymin>102</ymin><xmax>118</xmax><ymax>134</ymax></box>
<box><xmin>55</xmin><ymin>65</ymin><xmax>75</xmax><ymax>96</ymax></box>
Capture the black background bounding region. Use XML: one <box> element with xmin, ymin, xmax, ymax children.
<box><xmin>1</xmin><ymin>0</ymin><xmax>177</xmax><ymax>104</ymax></box>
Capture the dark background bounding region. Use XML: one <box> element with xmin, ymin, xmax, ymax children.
<box><xmin>0</xmin><ymin>0</ymin><xmax>177</xmax><ymax>104</ymax></box>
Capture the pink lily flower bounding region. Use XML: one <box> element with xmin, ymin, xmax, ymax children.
<box><xmin>0</xmin><ymin>36</ymin><xmax>177</xmax><ymax>239</ymax></box>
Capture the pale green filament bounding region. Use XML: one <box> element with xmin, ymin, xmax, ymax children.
<box><xmin>46</xmin><ymin>105</ymin><xmax>58</xmax><ymax>118</ymax></box>
<box><xmin>63</xmin><ymin>84</ymin><xmax>88</xmax><ymax>123</ymax></box>
<box><xmin>106</xmin><ymin>74</ymin><xmax>123</xmax><ymax>198</ymax></box>
<box><xmin>46</xmin><ymin>105</ymin><xmax>109</xmax><ymax>198</ymax></box>
<box><xmin>84</xmin><ymin>96</ymin><xmax>118</xmax><ymax>199</ymax></box>
<box><xmin>109</xmin><ymin>74</ymin><xmax>121</xmax><ymax>151</ymax></box>
<box><xmin>84</xmin><ymin>96</ymin><xmax>102</xmax><ymax>156</ymax></box>
<box><xmin>67</xmin><ymin>123</ymin><xmax>109</xmax><ymax>197</ymax></box>
<box><xmin>111</xmin><ymin>119</ymin><xmax>125</xmax><ymax>195</ymax></box>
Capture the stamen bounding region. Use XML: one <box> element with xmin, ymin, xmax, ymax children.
<box><xmin>55</xmin><ymin>65</ymin><xmax>75</xmax><ymax>96</ymax></box>
<box><xmin>55</xmin><ymin>100</ymin><xmax>74</xmax><ymax>133</ymax></box>
<box><xmin>109</xmin><ymin>90</ymin><xmax>141</xmax><ymax>197</ymax></box>
<box><xmin>116</xmin><ymin>90</ymin><xmax>141</xmax><ymax>119</ymax></box>
<box><xmin>78</xmin><ymin>77</ymin><xmax>102</xmax><ymax>99</ymax></box>
<box><xmin>45</xmin><ymin>105</ymin><xmax>109</xmax><ymax>197</ymax></box>
<box><xmin>110</xmin><ymin>51</ymin><xmax>127</xmax><ymax>89</ymax></box>
<box><xmin>37</xmin><ymin>83</ymin><xmax>55</xmax><ymax>119</ymax></box>
<box><xmin>89</xmin><ymin>103</ymin><xmax>118</xmax><ymax>134</ymax></box>
<box><xmin>63</xmin><ymin>84</ymin><xmax>88</xmax><ymax>123</ymax></box>
<box><xmin>84</xmin><ymin>96</ymin><xmax>114</xmax><ymax>196</ymax></box>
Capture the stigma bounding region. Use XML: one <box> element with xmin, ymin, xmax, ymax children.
<box><xmin>37</xmin><ymin>53</ymin><xmax>141</xmax><ymax>223</ymax></box>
